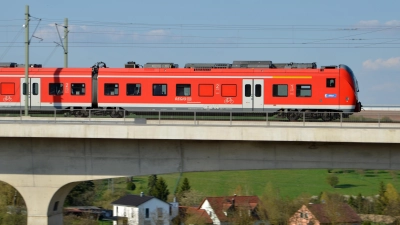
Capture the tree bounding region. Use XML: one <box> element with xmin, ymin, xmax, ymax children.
<box><xmin>154</xmin><ymin>177</ymin><xmax>170</xmax><ymax>201</ymax></box>
<box><xmin>65</xmin><ymin>181</ymin><xmax>95</xmax><ymax>206</ymax></box>
<box><xmin>326</xmin><ymin>174</ymin><xmax>339</xmax><ymax>188</ymax></box>
<box><xmin>147</xmin><ymin>175</ymin><xmax>158</xmax><ymax>196</ymax></box>
<box><xmin>383</xmin><ymin>183</ymin><xmax>400</xmax><ymax>216</ymax></box>
<box><xmin>126</xmin><ymin>182</ymin><xmax>136</xmax><ymax>191</ymax></box>
<box><xmin>321</xmin><ymin>193</ymin><xmax>346</xmax><ymax>225</ymax></box>
<box><xmin>179</xmin><ymin>189</ymin><xmax>205</xmax><ymax>207</ymax></box>
<box><xmin>259</xmin><ymin>183</ymin><xmax>299</xmax><ymax>225</ymax></box>
<box><xmin>375</xmin><ymin>181</ymin><xmax>388</xmax><ymax>214</ymax></box>
<box><xmin>178</xmin><ymin>178</ymin><xmax>191</xmax><ymax>194</ymax></box>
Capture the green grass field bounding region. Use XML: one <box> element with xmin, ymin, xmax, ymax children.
<box><xmin>108</xmin><ymin>169</ymin><xmax>400</xmax><ymax>200</ymax></box>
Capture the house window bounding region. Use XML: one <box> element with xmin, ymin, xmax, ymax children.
<box><xmin>176</xmin><ymin>84</ymin><xmax>191</xmax><ymax>96</ymax></box>
<box><xmin>272</xmin><ymin>84</ymin><xmax>288</xmax><ymax>97</ymax></box>
<box><xmin>49</xmin><ymin>83</ymin><xmax>63</xmax><ymax>95</ymax></box>
<box><xmin>127</xmin><ymin>83</ymin><xmax>141</xmax><ymax>96</ymax></box>
<box><xmin>199</xmin><ymin>84</ymin><xmax>214</xmax><ymax>97</ymax></box>
<box><xmin>326</xmin><ymin>78</ymin><xmax>335</xmax><ymax>87</ymax></box>
<box><xmin>157</xmin><ymin>208</ymin><xmax>163</xmax><ymax>218</ymax></box>
<box><xmin>153</xmin><ymin>84</ymin><xmax>167</xmax><ymax>96</ymax></box>
<box><xmin>0</xmin><ymin>83</ymin><xmax>15</xmax><ymax>95</ymax></box>
<box><xmin>131</xmin><ymin>208</ymin><xmax>134</xmax><ymax>218</ymax></box>
<box><xmin>296</xmin><ymin>85</ymin><xmax>312</xmax><ymax>97</ymax></box>
<box><xmin>104</xmin><ymin>83</ymin><xmax>119</xmax><ymax>96</ymax></box>
<box><xmin>71</xmin><ymin>83</ymin><xmax>85</xmax><ymax>95</ymax></box>
<box><xmin>145</xmin><ymin>208</ymin><xmax>149</xmax><ymax>218</ymax></box>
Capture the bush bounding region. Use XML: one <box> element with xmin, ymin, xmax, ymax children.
<box><xmin>126</xmin><ymin>182</ymin><xmax>136</xmax><ymax>191</ymax></box>
<box><xmin>326</xmin><ymin>174</ymin><xmax>339</xmax><ymax>188</ymax></box>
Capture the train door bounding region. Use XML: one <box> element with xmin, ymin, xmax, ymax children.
<box><xmin>20</xmin><ymin>78</ymin><xmax>41</xmax><ymax>109</ymax></box>
<box><xmin>242</xmin><ymin>79</ymin><xmax>264</xmax><ymax>111</ymax></box>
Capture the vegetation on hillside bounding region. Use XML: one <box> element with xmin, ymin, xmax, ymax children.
<box><xmin>1</xmin><ymin>169</ymin><xmax>400</xmax><ymax>224</ymax></box>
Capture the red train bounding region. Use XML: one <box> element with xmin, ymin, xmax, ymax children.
<box><xmin>0</xmin><ymin>60</ymin><xmax>361</xmax><ymax>120</ymax></box>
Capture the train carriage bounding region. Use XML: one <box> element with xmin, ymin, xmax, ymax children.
<box><xmin>0</xmin><ymin>60</ymin><xmax>361</xmax><ymax>120</ymax></box>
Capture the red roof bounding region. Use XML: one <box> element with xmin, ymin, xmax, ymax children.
<box><xmin>178</xmin><ymin>206</ymin><xmax>213</xmax><ymax>224</ymax></box>
<box><xmin>186</xmin><ymin>207</ymin><xmax>213</xmax><ymax>224</ymax></box>
<box><xmin>307</xmin><ymin>204</ymin><xmax>362</xmax><ymax>224</ymax></box>
<box><xmin>201</xmin><ymin>196</ymin><xmax>261</xmax><ymax>222</ymax></box>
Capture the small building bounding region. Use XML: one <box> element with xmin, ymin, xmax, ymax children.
<box><xmin>64</xmin><ymin>206</ymin><xmax>105</xmax><ymax>220</ymax></box>
<box><xmin>198</xmin><ymin>195</ymin><xmax>267</xmax><ymax>225</ymax></box>
<box><xmin>111</xmin><ymin>193</ymin><xmax>178</xmax><ymax>225</ymax></box>
<box><xmin>289</xmin><ymin>204</ymin><xmax>362</xmax><ymax>225</ymax></box>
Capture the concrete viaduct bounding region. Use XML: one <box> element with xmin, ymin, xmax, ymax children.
<box><xmin>0</xmin><ymin>121</ymin><xmax>399</xmax><ymax>225</ymax></box>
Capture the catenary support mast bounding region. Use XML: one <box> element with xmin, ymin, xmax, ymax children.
<box><xmin>64</xmin><ymin>18</ymin><xmax>68</xmax><ymax>68</ymax></box>
<box><xmin>24</xmin><ymin>5</ymin><xmax>29</xmax><ymax>116</ymax></box>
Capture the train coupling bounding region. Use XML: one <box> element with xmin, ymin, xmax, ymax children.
<box><xmin>355</xmin><ymin>101</ymin><xmax>362</xmax><ymax>112</ymax></box>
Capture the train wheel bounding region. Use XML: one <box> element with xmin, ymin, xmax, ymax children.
<box><xmin>287</xmin><ymin>112</ymin><xmax>300</xmax><ymax>121</ymax></box>
<box><xmin>81</xmin><ymin>110</ymin><xmax>89</xmax><ymax>118</ymax></box>
<box><xmin>321</xmin><ymin>112</ymin><xmax>332</xmax><ymax>121</ymax></box>
<box><xmin>118</xmin><ymin>111</ymin><xmax>125</xmax><ymax>118</ymax></box>
<box><xmin>110</xmin><ymin>111</ymin><xmax>120</xmax><ymax>118</ymax></box>
<box><xmin>74</xmin><ymin>111</ymin><xmax>82</xmax><ymax>117</ymax></box>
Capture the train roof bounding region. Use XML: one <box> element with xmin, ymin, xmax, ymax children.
<box><xmin>1</xmin><ymin>60</ymin><xmax>342</xmax><ymax>70</ymax></box>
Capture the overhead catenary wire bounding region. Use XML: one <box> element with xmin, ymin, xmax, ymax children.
<box><xmin>0</xmin><ymin>27</ymin><xmax>24</xmax><ymax>61</ymax></box>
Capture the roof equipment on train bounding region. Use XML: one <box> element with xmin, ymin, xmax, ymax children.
<box><xmin>125</xmin><ymin>61</ymin><xmax>140</xmax><ymax>68</ymax></box>
<box><xmin>184</xmin><ymin>63</ymin><xmax>232</xmax><ymax>69</ymax></box>
<box><xmin>232</xmin><ymin>61</ymin><xmax>272</xmax><ymax>68</ymax></box>
<box><xmin>0</xmin><ymin>62</ymin><xmax>18</xmax><ymax>68</ymax></box>
<box><xmin>144</xmin><ymin>63</ymin><xmax>178</xmax><ymax>68</ymax></box>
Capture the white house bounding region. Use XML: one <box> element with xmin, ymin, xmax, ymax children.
<box><xmin>111</xmin><ymin>193</ymin><xmax>179</xmax><ymax>225</ymax></box>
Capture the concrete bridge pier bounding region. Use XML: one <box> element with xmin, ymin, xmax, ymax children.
<box><xmin>0</xmin><ymin>175</ymin><xmax>115</xmax><ymax>225</ymax></box>
<box><xmin>17</xmin><ymin>181</ymin><xmax>78</xmax><ymax>225</ymax></box>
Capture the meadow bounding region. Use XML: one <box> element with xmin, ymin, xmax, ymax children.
<box><xmin>115</xmin><ymin>169</ymin><xmax>400</xmax><ymax>199</ymax></box>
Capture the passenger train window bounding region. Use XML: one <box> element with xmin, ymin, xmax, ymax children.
<box><xmin>245</xmin><ymin>84</ymin><xmax>251</xmax><ymax>97</ymax></box>
<box><xmin>272</xmin><ymin>84</ymin><xmax>288</xmax><ymax>97</ymax></box>
<box><xmin>153</xmin><ymin>84</ymin><xmax>167</xmax><ymax>96</ymax></box>
<box><xmin>32</xmin><ymin>83</ymin><xmax>38</xmax><ymax>95</ymax></box>
<box><xmin>49</xmin><ymin>83</ymin><xmax>63</xmax><ymax>95</ymax></box>
<box><xmin>104</xmin><ymin>83</ymin><xmax>119</xmax><ymax>96</ymax></box>
<box><xmin>176</xmin><ymin>84</ymin><xmax>191</xmax><ymax>96</ymax></box>
<box><xmin>255</xmin><ymin>84</ymin><xmax>262</xmax><ymax>97</ymax></box>
<box><xmin>199</xmin><ymin>84</ymin><xmax>214</xmax><ymax>97</ymax></box>
<box><xmin>127</xmin><ymin>84</ymin><xmax>141</xmax><ymax>96</ymax></box>
<box><xmin>23</xmin><ymin>83</ymin><xmax>27</xmax><ymax>95</ymax></box>
<box><xmin>326</xmin><ymin>78</ymin><xmax>335</xmax><ymax>88</ymax></box>
<box><xmin>221</xmin><ymin>84</ymin><xmax>237</xmax><ymax>97</ymax></box>
<box><xmin>71</xmin><ymin>83</ymin><xmax>85</xmax><ymax>95</ymax></box>
<box><xmin>0</xmin><ymin>83</ymin><xmax>15</xmax><ymax>95</ymax></box>
<box><xmin>296</xmin><ymin>85</ymin><xmax>312</xmax><ymax>97</ymax></box>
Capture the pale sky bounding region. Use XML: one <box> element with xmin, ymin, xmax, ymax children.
<box><xmin>1</xmin><ymin>0</ymin><xmax>400</xmax><ymax>105</ymax></box>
